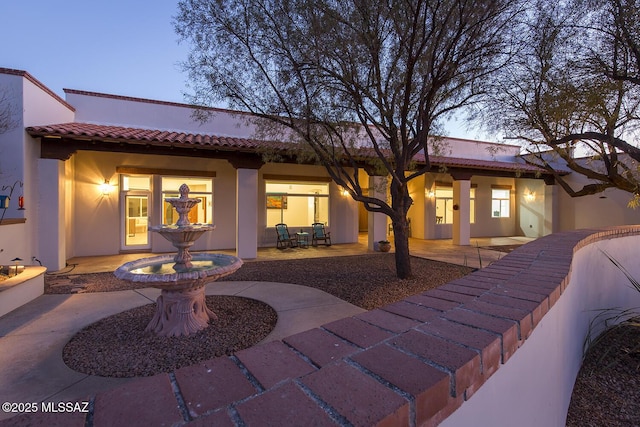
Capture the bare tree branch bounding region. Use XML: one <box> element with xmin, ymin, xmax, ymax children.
<box><xmin>478</xmin><ymin>0</ymin><xmax>640</xmax><ymax>201</ymax></box>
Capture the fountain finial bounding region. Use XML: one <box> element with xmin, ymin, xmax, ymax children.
<box><xmin>164</xmin><ymin>184</ymin><xmax>200</xmax><ymax>228</ymax></box>
<box><xmin>179</xmin><ymin>183</ymin><xmax>190</xmax><ymax>199</ymax></box>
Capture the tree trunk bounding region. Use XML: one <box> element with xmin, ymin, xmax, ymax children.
<box><xmin>390</xmin><ymin>180</ymin><xmax>413</xmax><ymax>279</ymax></box>
<box><xmin>392</xmin><ymin>218</ymin><xmax>412</xmax><ymax>279</ymax></box>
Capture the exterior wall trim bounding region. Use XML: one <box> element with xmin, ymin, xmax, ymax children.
<box><xmin>0</xmin><ymin>68</ymin><xmax>74</xmax><ymax>112</ymax></box>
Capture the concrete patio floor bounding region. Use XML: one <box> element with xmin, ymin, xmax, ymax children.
<box><xmin>60</xmin><ymin>235</ymin><xmax>533</xmax><ymax>274</ymax></box>
<box><xmin>0</xmin><ymin>236</ymin><xmax>532</xmax><ymax>423</ymax></box>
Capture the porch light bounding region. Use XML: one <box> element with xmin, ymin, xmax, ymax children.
<box><xmin>99</xmin><ymin>180</ymin><xmax>114</xmax><ymax>196</ymax></box>
<box><xmin>525</xmin><ymin>191</ymin><xmax>535</xmax><ymax>202</ymax></box>
<box><xmin>426</xmin><ymin>190</ymin><xmax>435</xmax><ymax>199</ymax></box>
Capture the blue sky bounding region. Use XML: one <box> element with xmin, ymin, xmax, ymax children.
<box><xmin>1</xmin><ymin>0</ymin><xmax>484</xmax><ymax>140</ymax></box>
<box><xmin>1</xmin><ymin>0</ymin><xmax>189</xmax><ymax>103</ymax></box>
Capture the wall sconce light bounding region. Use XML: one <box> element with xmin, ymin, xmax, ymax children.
<box><xmin>340</xmin><ymin>187</ymin><xmax>350</xmax><ymax>197</ymax></box>
<box><xmin>426</xmin><ymin>190</ymin><xmax>435</xmax><ymax>199</ymax></box>
<box><xmin>99</xmin><ymin>180</ymin><xmax>114</xmax><ymax>196</ymax></box>
<box><xmin>525</xmin><ymin>191</ymin><xmax>535</xmax><ymax>202</ymax></box>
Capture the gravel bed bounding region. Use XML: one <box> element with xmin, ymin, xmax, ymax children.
<box><xmin>62</xmin><ymin>296</ymin><xmax>277</xmax><ymax>377</ymax></box>
<box><xmin>224</xmin><ymin>254</ymin><xmax>474</xmax><ymax>310</ymax></box>
<box><xmin>565</xmin><ymin>319</ymin><xmax>640</xmax><ymax>426</ymax></box>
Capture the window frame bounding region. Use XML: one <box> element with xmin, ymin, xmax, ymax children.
<box><xmin>491</xmin><ymin>186</ymin><xmax>511</xmax><ymax>218</ymax></box>
<box><xmin>265</xmin><ymin>179</ymin><xmax>331</xmax><ymax>227</ymax></box>
<box><xmin>161</xmin><ymin>176</ymin><xmax>214</xmax><ymax>225</ymax></box>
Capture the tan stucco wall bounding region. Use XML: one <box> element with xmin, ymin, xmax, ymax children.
<box><xmin>69</xmin><ymin>152</ymin><xmax>359</xmax><ymax>257</ymax></box>
<box><xmin>516</xmin><ymin>178</ymin><xmax>546</xmax><ymax>237</ymax></box>
<box><xmin>258</xmin><ymin>163</ymin><xmax>358</xmax><ymax>247</ymax></box>
<box><xmin>71</xmin><ymin>151</ymin><xmax>237</xmax><ymax>256</ymax></box>
<box><xmin>557</xmin><ymin>182</ymin><xmax>640</xmax><ymax>231</ymax></box>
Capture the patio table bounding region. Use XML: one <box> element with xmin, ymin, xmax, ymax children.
<box><xmin>296</xmin><ymin>232</ymin><xmax>309</xmax><ymax>248</ymax></box>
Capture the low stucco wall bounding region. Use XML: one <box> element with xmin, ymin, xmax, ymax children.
<box><xmin>0</xmin><ymin>221</ymin><xmax>30</xmax><ymax>267</ymax></box>
<box><xmin>0</xmin><ymin>266</ymin><xmax>47</xmax><ymax>318</ymax></box>
<box><xmin>442</xmin><ymin>228</ymin><xmax>640</xmax><ymax>426</ymax></box>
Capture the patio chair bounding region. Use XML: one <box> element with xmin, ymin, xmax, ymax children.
<box><xmin>275</xmin><ymin>223</ymin><xmax>297</xmax><ymax>249</ymax></box>
<box><xmin>311</xmin><ymin>222</ymin><xmax>332</xmax><ymax>246</ymax></box>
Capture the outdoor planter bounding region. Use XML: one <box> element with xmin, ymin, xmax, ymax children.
<box><xmin>378</xmin><ymin>241</ymin><xmax>391</xmax><ymax>252</ymax></box>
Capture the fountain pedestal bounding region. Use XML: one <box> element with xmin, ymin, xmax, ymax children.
<box><xmin>114</xmin><ymin>184</ymin><xmax>243</xmax><ymax>337</ymax></box>
<box><xmin>146</xmin><ymin>280</ymin><xmax>216</xmax><ymax>336</ymax></box>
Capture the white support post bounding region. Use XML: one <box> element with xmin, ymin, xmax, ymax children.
<box><xmin>236</xmin><ymin>168</ymin><xmax>258</xmax><ymax>259</ymax></box>
<box><xmin>37</xmin><ymin>159</ymin><xmax>66</xmax><ymax>270</ymax></box>
<box><xmin>453</xmin><ymin>179</ymin><xmax>471</xmax><ymax>246</ymax></box>
<box><xmin>367</xmin><ymin>175</ymin><xmax>388</xmax><ymax>251</ymax></box>
<box><xmin>544</xmin><ymin>184</ymin><xmax>559</xmax><ymax>236</ymax></box>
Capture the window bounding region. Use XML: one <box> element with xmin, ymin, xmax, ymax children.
<box><xmin>491</xmin><ymin>187</ymin><xmax>511</xmax><ymax>218</ymax></box>
<box><xmin>161</xmin><ymin>177</ymin><xmax>213</xmax><ymax>225</ymax></box>
<box><xmin>435</xmin><ymin>186</ymin><xmax>453</xmax><ymax>224</ymax></box>
<box><xmin>470</xmin><ymin>188</ymin><xmax>476</xmax><ymax>223</ymax></box>
<box><xmin>121</xmin><ymin>175</ymin><xmax>151</xmax><ymax>248</ymax></box>
<box><xmin>266</xmin><ymin>181</ymin><xmax>329</xmax><ymax>227</ymax></box>
<box><xmin>434</xmin><ymin>185</ymin><xmax>475</xmax><ymax>224</ymax></box>
<box><xmin>122</xmin><ymin>175</ymin><xmax>151</xmax><ymax>191</ymax></box>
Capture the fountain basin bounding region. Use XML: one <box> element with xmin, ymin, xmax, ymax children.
<box><xmin>149</xmin><ymin>223</ymin><xmax>215</xmax><ymax>235</ymax></box>
<box><xmin>114</xmin><ymin>253</ymin><xmax>243</xmax><ymax>336</ymax></box>
<box><xmin>148</xmin><ymin>224</ymin><xmax>217</xmax><ymax>271</ymax></box>
<box><xmin>114</xmin><ymin>253</ymin><xmax>243</xmax><ymax>290</ymax></box>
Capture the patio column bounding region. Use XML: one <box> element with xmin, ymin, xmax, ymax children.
<box><xmin>368</xmin><ymin>175</ymin><xmax>388</xmax><ymax>251</ymax></box>
<box><xmin>229</xmin><ymin>155</ymin><xmax>263</xmax><ymax>259</ymax></box>
<box><xmin>543</xmin><ymin>178</ymin><xmax>559</xmax><ymax>236</ymax></box>
<box><xmin>37</xmin><ymin>158</ymin><xmax>66</xmax><ymax>270</ymax></box>
<box><xmin>452</xmin><ymin>175</ymin><xmax>471</xmax><ymax>246</ymax></box>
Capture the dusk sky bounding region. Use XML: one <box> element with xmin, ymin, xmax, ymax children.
<box><xmin>2</xmin><ymin>0</ymin><xmax>190</xmax><ymax>103</ymax></box>
<box><xmin>1</xmin><ymin>0</ymin><xmax>487</xmax><ymax>140</ymax></box>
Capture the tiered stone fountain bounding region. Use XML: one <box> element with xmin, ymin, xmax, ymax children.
<box><xmin>115</xmin><ymin>184</ymin><xmax>243</xmax><ymax>337</ymax></box>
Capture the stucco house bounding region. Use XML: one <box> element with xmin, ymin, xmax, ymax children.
<box><xmin>1</xmin><ymin>67</ymin><xmax>639</xmax><ymax>272</ymax></box>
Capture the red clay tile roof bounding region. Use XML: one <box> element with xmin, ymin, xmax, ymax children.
<box><xmin>427</xmin><ymin>155</ymin><xmax>544</xmax><ymax>173</ymax></box>
<box><xmin>26</xmin><ymin>122</ymin><xmax>549</xmax><ymax>174</ymax></box>
<box><xmin>26</xmin><ymin>122</ymin><xmax>290</xmax><ymax>151</ymax></box>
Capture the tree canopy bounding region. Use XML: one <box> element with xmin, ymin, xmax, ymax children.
<box><xmin>175</xmin><ymin>0</ymin><xmax>519</xmax><ymax>277</ymax></box>
<box><xmin>478</xmin><ymin>0</ymin><xmax>640</xmax><ymax>204</ymax></box>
